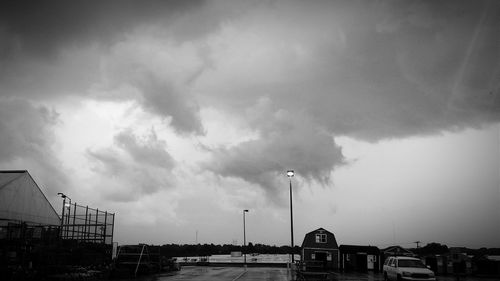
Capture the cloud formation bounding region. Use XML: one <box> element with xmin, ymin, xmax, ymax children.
<box><xmin>87</xmin><ymin>129</ymin><xmax>175</xmax><ymax>201</ymax></box>
<box><xmin>0</xmin><ymin>0</ymin><xmax>205</xmax><ymax>57</ymax></box>
<box><xmin>0</xmin><ymin>0</ymin><xmax>499</xmax><ymax>203</ymax></box>
<box><xmin>193</xmin><ymin>0</ymin><xmax>500</xmax><ymax>193</ymax></box>
<box><xmin>96</xmin><ymin>36</ymin><xmax>206</xmax><ymax>134</ymax></box>
<box><xmin>205</xmin><ymin>97</ymin><xmax>344</xmax><ymax>202</ymax></box>
<box><xmin>0</xmin><ymin>97</ymin><xmax>69</xmax><ymax>194</ymax></box>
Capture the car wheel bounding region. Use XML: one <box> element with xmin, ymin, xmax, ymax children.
<box><xmin>384</xmin><ymin>272</ymin><xmax>389</xmax><ymax>281</ymax></box>
<box><xmin>396</xmin><ymin>274</ymin><xmax>402</xmax><ymax>281</ymax></box>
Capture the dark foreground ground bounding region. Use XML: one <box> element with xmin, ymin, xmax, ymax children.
<box><xmin>124</xmin><ymin>266</ymin><xmax>500</xmax><ymax>281</ymax></box>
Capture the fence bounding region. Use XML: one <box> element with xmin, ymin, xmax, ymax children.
<box><xmin>60</xmin><ymin>202</ymin><xmax>115</xmax><ymax>244</ymax></box>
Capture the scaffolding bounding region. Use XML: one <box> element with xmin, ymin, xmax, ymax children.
<box><xmin>60</xmin><ymin>202</ymin><xmax>115</xmax><ymax>245</ymax></box>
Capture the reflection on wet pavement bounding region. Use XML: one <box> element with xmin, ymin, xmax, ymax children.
<box><xmin>151</xmin><ymin>267</ymin><xmax>499</xmax><ymax>281</ymax></box>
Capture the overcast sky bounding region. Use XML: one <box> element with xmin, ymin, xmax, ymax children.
<box><xmin>1</xmin><ymin>0</ymin><xmax>499</xmax><ymax>249</ymax></box>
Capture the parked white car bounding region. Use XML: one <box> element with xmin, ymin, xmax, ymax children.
<box><xmin>383</xmin><ymin>256</ymin><xmax>436</xmax><ymax>281</ymax></box>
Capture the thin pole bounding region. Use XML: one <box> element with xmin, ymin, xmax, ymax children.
<box><xmin>71</xmin><ymin>202</ymin><xmax>76</xmax><ymax>240</ymax></box>
<box><xmin>243</xmin><ymin>210</ymin><xmax>246</xmax><ymax>265</ymax></box>
<box><xmin>94</xmin><ymin>208</ymin><xmax>99</xmax><ymax>240</ymax></box>
<box><xmin>60</xmin><ymin>197</ymin><xmax>66</xmax><ymax>239</ymax></box>
<box><xmin>88</xmin><ymin>213</ymin><xmax>92</xmax><ymax>241</ymax></box>
<box><xmin>84</xmin><ymin>206</ymin><xmax>89</xmax><ymax>242</ymax></box>
<box><xmin>103</xmin><ymin>211</ymin><xmax>108</xmax><ymax>244</ymax></box>
<box><xmin>111</xmin><ymin>213</ymin><xmax>115</xmax><ymax>244</ymax></box>
<box><xmin>65</xmin><ymin>199</ymin><xmax>71</xmax><ymax>238</ymax></box>
<box><xmin>289</xmin><ymin>177</ymin><xmax>294</xmax><ymax>263</ymax></box>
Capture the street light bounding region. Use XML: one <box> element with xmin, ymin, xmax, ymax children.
<box><xmin>287</xmin><ymin>170</ymin><xmax>295</xmax><ymax>263</ymax></box>
<box><xmin>57</xmin><ymin>193</ymin><xmax>71</xmax><ymax>239</ymax></box>
<box><xmin>243</xmin><ymin>209</ymin><xmax>249</xmax><ymax>267</ymax></box>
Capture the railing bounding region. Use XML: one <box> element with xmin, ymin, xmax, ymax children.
<box><xmin>60</xmin><ymin>202</ymin><xmax>114</xmax><ymax>244</ymax></box>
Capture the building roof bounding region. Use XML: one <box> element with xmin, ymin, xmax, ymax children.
<box><xmin>0</xmin><ymin>170</ymin><xmax>60</xmax><ymax>226</ymax></box>
<box><xmin>339</xmin><ymin>244</ymin><xmax>380</xmax><ymax>255</ymax></box>
<box><xmin>301</xmin><ymin>227</ymin><xmax>339</xmax><ymax>249</ymax></box>
<box><xmin>381</xmin><ymin>246</ymin><xmax>415</xmax><ymax>256</ymax></box>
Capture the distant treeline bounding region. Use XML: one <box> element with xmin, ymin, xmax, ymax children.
<box><xmin>410</xmin><ymin>242</ymin><xmax>500</xmax><ymax>257</ymax></box>
<box><xmin>152</xmin><ymin>242</ymin><xmax>500</xmax><ymax>259</ymax></box>
<box><xmin>154</xmin><ymin>243</ymin><xmax>301</xmax><ymax>258</ymax></box>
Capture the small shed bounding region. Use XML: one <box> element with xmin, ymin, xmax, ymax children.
<box><xmin>381</xmin><ymin>245</ymin><xmax>415</xmax><ymax>269</ymax></box>
<box><xmin>300</xmin><ymin>227</ymin><xmax>339</xmax><ymax>271</ymax></box>
<box><xmin>475</xmin><ymin>255</ymin><xmax>500</xmax><ymax>277</ymax></box>
<box><xmin>447</xmin><ymin>247</ymin><xmax>472</xmax><ymax>275</ymax></box>
<box><xmin>339</xmin><ymin>245</ymin><xmax>380</xmax><ymax>272</ymax></box>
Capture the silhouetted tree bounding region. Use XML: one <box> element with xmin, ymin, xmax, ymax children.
<box><xmin>416</xmin><ymin>242</ymin><xmax>449</xmax><ymax>255</ymax></box>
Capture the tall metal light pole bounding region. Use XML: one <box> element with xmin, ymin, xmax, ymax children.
<box><xmin>243</xmin><ymin>209</ymin><xmax>249</xmax><ymax>267</ymax></box>
<box><xmin>57</xmin><ymin>192</ymin><xmax>71</xmax><ymax>239</ymax></box>
<box><xmin>287</xmin><ymin>170</ymin><xmax>295</xmax><ymax>263</ymax></box>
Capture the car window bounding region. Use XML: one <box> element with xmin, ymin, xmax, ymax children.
<box><xmin>390</xmin><ymin>259</ymin><xmax>396</xmax><ymax>266</ymax></box>
<box><xmin>397</xmin><ymin>259</ymin><xmax>426</xmax><ymax>268</ymax></box>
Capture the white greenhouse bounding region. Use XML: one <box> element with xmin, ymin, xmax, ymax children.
<box><xmin>0</xmin><ymin>170</ymin><xmax>60</xmax><ymax>227</ymax></box>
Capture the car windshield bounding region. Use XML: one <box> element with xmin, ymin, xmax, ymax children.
<box><xmin>398</xmin><ymin>259</ymin><xmax>426</xmax><ymax>268</ymax></box>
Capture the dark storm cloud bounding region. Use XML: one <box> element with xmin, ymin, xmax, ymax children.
<box><xmin>282</xmin><ymin>0</ymin><xmax>500</xmax><ymax>140</ymax></box>
<box><xmin>132</xmin><ymin>72</ymin><xmax>204</xmax><ymax>135</ymax></box>
<box><xmin>198</xmin><ymin>0</ymin><xmax>500</xmax><ymax>195</ymax></box>
<box><xmin>114</xmin><ymin>129</ymin><xmax>175</xmax><ymax>168</ymax></box>
<box><xmin>1</xmin><ymin>0</ymin><xmax>499</xmax><ymax>204</ymax></box>
<box><xmin>97</xmin><ymin>44</ymin><xmax>206</xmax><ymax>134</ymax></box>
<box><xmin>0</xmin><ymin>97</ymin><xmax>69</xmax><ymax>194</ymax></box>
<box><xmin>0</xmin><ymin>0</ymin><xmax>206</xmax><ymax>134</ymax></box>
<box><xmin>0</xmin><ymin>0</ymin><xmax>205</xmax><ymax>57</ymax></box>
<box><xmin>0</xmin><ymin>98</ymin><xmax>57</xmax><ymax>159</ymax></box>
<box><xmin>207</xmin><ymin>131</ymin><xmax>344</xmax><ymax>204</ymax></box>
<box><xmin>204</xmin><ymin>98</ymin><xmax>345</xmax><ymax>202</ymax></box>
<box><xmin>86</xmin><ymin>129</ymin><xmax>175</xmax><ymax>201</ymax></box>
<box><xmin>211</xmin><ymin>0</ymin><xmax>500</xmax><ymax>140</ymax></box>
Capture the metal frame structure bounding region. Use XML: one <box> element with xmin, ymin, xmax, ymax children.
<box><xmin>60</xmin><ymin>202</ymin><xmax>115</xmax><ymax>244</ymax></box>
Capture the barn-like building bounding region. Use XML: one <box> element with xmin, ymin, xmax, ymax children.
<box><xmin>300</xmin><ymin>227</ymin><xmax>339</xmax><ymax>271</ymax></box>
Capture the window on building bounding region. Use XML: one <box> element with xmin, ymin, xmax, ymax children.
<box><xmin>315</xmin><ymin>233</ymin><xmax>327</xmax><ymax>243</ymax></box>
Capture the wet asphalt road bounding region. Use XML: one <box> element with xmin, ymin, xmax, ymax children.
<box><xmin>140</xmin><ymin>266</ymin><xmax>499</xmax><ymax>281</ymax></box>
<box><xmin>153</xmin><ymin>267</ymin><xmax>289</xmax><ymax>281</ymax></box>
<box><xmin>151</xmin><ymin>266</ymin><xmax>383</xmax><ymax>281</ymax></box>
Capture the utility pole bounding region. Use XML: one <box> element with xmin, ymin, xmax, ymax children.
<box><xmin>287</xmin><ymin>170</ymin><xmax>295</xmax><ymax>264</ymax></box>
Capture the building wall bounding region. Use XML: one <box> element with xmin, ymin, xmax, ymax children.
<box><xmin>340</xmin><ymin>253</ymin><xmax>380</xmax><ymax>272</ymax></box>
<box><xmin>339</xmin><ymin>245</ymin><xmax>381</xmax><ymax>272</ymax></box>
<box><xmin>300</xmin><ymin>228</ymin><xmax>340</xmax><ymax>271</ymax></box>
<box><xmin>302</xmin><ymin>248</ymin><xmax>339</xmax><ymax>270</ymax></box>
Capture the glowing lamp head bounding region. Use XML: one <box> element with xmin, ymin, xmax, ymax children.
<box><xmin>286</xmin><ymin>170</ymin><xmax>294</xmax><ymax>177</ymax></box>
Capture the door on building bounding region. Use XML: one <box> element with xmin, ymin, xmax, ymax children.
<box><xmin>356</xmin><ymin>254</ymin><xmax>367</xmax><ymax>271</ymax></box>
<box><xmin>315</xmin><ymin>252</ymin><xmax>327</xmax><ymax>261</ymax></box>
<box><xmin>315</xmin><ymin>252</ymin><xmax>328</xmax><ymax>270</ymax></box>
<box><xmin>367</xmin><ymin>255</ymin><xmax>375</xmax><ymax>270</ymax></box>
